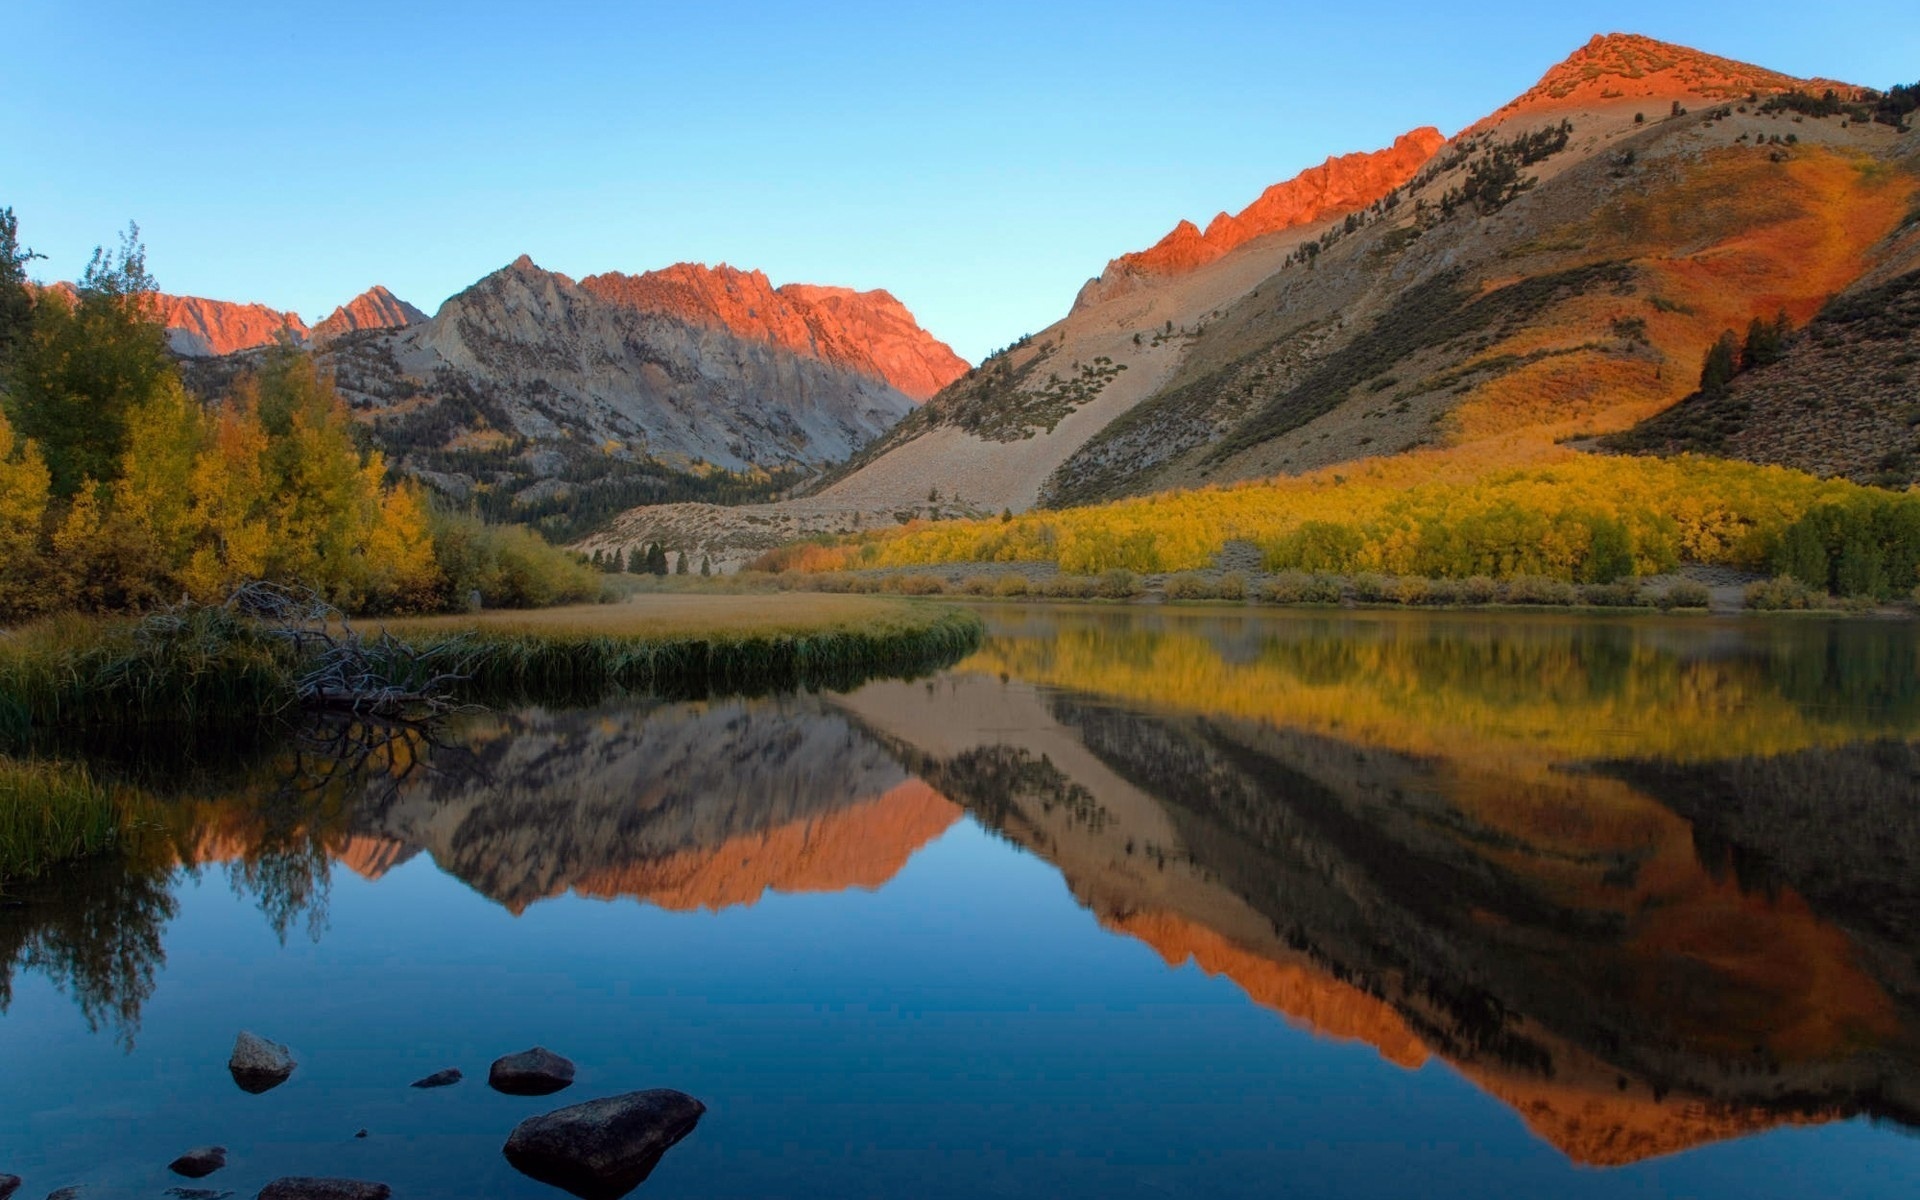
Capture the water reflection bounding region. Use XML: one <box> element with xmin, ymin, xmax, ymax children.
<box><xmin>4</xmin><ymin>607</ymin><xmax>1917</xmax><ymax>1176</ymax></box>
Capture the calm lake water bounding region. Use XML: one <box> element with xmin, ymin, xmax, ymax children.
<box><xmin>4</xmin><ymin>606</ymin><xmax>1920</xmax><ymax>1198</ymax></box>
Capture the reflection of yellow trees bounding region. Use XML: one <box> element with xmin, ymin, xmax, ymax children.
<box><xmin>966</xmin><ymin>619</ymin><xmax>1917</xmax><ymax>764</ymax></box>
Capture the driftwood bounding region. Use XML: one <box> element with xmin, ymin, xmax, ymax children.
<box><xmin>222</xmin><ymin>583</ymin><xmax>474</xmax><ymax>720</ymax></box>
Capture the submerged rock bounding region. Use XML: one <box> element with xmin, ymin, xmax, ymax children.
<box><xmin>168</xmin><ymin>1146</ymin><xmax>228</xmax><ymax>1178</ymax></box>
<box><xmin>489</xmin><ymin>1047</ymin><xmax>575</xmax><ymax>1096</ymax></box>
<box><xmin>409</xmin><ymin>1067</ymin><xmax>463</xmax><ymax>1089</ymax></box>
<box><xmin>502</xmin><ymin>1090</ymin><xmax>705</xmax><ymax>1199</ymax></box>
<box><xmin>0</xmin><ymin>1174</ymin><xmax>16</xmax><ymax>1199</ymax></box>
<box><xmin>254</xmin><ymin>1181</ymin><xmax>390</xmax><ymax>1200</ymax></box>
<box><xmin>165</xmin><ymin>1190</ymin><xmax>233</xmax><ymax>1200</ymax></box>
<box><xmin>229</xmin><ymin>1032</ymin><xmax>297</xmax><ymax>1094</ymax></box>
<box><xmin>44</xmin><ymin>1189</ymin><xmax>80</xmax><ymax>1200</ymax></box>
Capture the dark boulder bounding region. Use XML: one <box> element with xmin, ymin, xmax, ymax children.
<box><xmin>503</xmin><ymin>1090</ymin><xmax>705</xmax><ymax>1199</ymax></box>
<box><xmin>168</xmin><ymin>1147</ymin><xmax>228</xmax><ymax>1178</ymax></box>
<box><xmin>488</xmin><ymin>1047</ymin><xmax>575</xmax><ymax>1096</ymax></box>
<box><xmin>0</xmin><ymin>1174</ymin><xmax>16</xmax><ymax>1199</ymax></box>
<box><xmin>254</xmin><ymin>1180</ymin><xmax>390</xmax><ymax>1200</ymax></box>
<box><xmin>228</xmin><ymin>1032</ymin><xmax>296</xmax><ymax>1094</ymax></box>
<box><xmin>409</xmin><ymin>1067</ymin><xmax>462</xmax><ymax>1089</ymax></box>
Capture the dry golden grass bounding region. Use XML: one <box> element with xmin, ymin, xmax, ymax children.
<box><xmin>385</xmin><ymin>592</ymin><xmax>938</xmax><ymax>639</ymax></box>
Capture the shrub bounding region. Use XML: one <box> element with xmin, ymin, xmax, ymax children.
<box><xmin>1393</xmin><ymin>576</ymin><xmax>1433</xmax><ymax>605</ymax></box>
<box><xmin>1216</xmin><ymin>572</ymin><xmax>1248</xmax><ymax>601</ymax></box>
<box><xmin>885</xmin><ymin>574</ymin><xmax>946</xmax><ymax>596</ymax></box>
<box><xmin>1579</xmin><ymin>582</ymin><xmax>1644</xmax><ymax>608</ymax></box>
<box><xmin>960</xmin><ymin>575</ymin><xmax>997</xmax><ymax>596</ymax></box>
<box><xmin>1165</xmin><ymin>573</ymin><xmax>1216</xmax><ymax>601</ymax></box>
<box><xmin>1661</xmin><ymin>580</ymin><xmax>1713</xmax><ymax>609</ymax></box>
<box><xmin>1096</xmin><ymin>569</ymin><xmax>1141</xmax><ymax>599</ymax></box>
<box><xmin>427</xmin><ymin>509</ymin><xmax>606</xmax><ymax>610</ymax></box>
<box><xmin>1460</xmin><ymin>575</ymin><xmax>1500</xmax><ymax>604</ymax></box>
<box><xmin>1744</xmin><ymin>576</ymin><xmax>1817</xmax><ymax>610</ymax></box>
<box><xmin>1501</xmin><ymin>575</ymin><xmax>1576</xmax><ymax>606</ymax></box>
<box><xmin>1042</xmin><ymin>575</ymin><xmax>1098</xmax><ymax>599</ymax></box>
<box><xmin>992</xmin><ymin>575</ymin><xmax>1031</xmax><ymax>597</ymax></box>
<box><xmin>1352</xmin><ymin>573</ymin><xmax>1392</xmax><ymax>603</ymax></box>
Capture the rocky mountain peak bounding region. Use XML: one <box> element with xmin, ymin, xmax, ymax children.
<box><xmin>311</xmin><ymin>284</ymin><xmax>427</xmax><ymax>345</ymax></box>
<box><xmin>1075</xmin><ymin>127</ymin><xmax>1445</xmax><ymax>309</ymax></box>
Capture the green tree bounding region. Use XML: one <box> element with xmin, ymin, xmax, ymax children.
<box><xmin>1698</xmin><ymin>330</ymin><xmax>1740</xmax><ymax>397</ymax></box>
<box><xmin>674</xmin><ymin>548</ymin><xmax>689</xmax><ymax>575</ymax></box>
<box><xmin>0</xmin><ymin>206</ymin><xmax>42</xmax><ymax>384</ymax></box>
<box><xmin>644</xmin><ymin>542</ymin><xmax>667</xmax><ymax>575</ymax></box>
<box><xmin>1742</xmin><ymin>310</ymin><xmax>1790</xmax><ymax>369</ymax></box>
<box><xmin>8</xmin><ymin>223</ymin><xmax>172</xmax><ymax>496</ymax></box>
<box><xmin>699</xmin><ymin>554</ymin><xmax>712</xmax><ymax>576</ymax></box>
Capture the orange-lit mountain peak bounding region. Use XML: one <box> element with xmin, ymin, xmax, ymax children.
<box><xmin>1482</xmin><ymin>32</ymin><xmax>1861</xmax><ymax>127</ymax></box>
<box><xmin>1077</xmin><ymin>128</ymin><xmax>1444</xmax><ymax>305</ymax></box>
<box><xmin>577</xmin><ymin>262</ymin><xmax>966</xmax><ymax>400</ymax></box>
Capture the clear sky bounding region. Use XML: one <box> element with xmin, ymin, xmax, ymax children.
<box><xmin>5</xmin><ymin>1</ymin><xmax>1915</xmax><ymax>362</ymax></box>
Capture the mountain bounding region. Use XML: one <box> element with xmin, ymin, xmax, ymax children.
<box><xmin>175</xmin><ymin>256</ymin><xmax>965</xmax><ymax>541</ymax></box>
<box><xmin>595</xmin><ymin>34</ymin><xmax>1915</xmax><ymax>571</ymax></box>
<box><xmin>309</xmin><ymin>284</ymin><xmax>426</xmax><ymax>345</ymax></box>
<box><xmin>155</xmin><ymin>293</ymin><xmax>310</xmax><ymax>356</ymax></box>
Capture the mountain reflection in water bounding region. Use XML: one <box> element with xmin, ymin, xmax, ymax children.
<box><xmin>3</xmin><ymin>607</ymin><xmax>1916</xmax><ymax>1182</ymax></box>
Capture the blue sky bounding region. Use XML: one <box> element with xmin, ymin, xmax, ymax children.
<box><xmin>4</xmin><ymin>2</ymin><xmax>1914</xmax><ymax>361</ymax></box>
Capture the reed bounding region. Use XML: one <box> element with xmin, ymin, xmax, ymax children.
<box><xmin>0</xmin><ymin>757</ymin><xmax>129</xmax><ymax>884</ymax></box>
<box><xmin>0</xmin><ymin>596</ymin><xmax>985</xmax><ymax>741</ymax></box>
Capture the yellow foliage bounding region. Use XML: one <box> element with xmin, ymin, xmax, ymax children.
<box><xmin>0</xmin><ymin>410</ymin><xmax>52</xmax><ymax>616</ymax></box>
<box><xmin>791</xmin><ymin>453</ymin><xmax>1871</xmax><ymax>580</ymax></box>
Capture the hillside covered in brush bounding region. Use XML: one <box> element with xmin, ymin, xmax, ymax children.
<box><xmin>644</xmin><ymin>34</ymin><xmax>1920</xmax><ymax>580</ymax></box>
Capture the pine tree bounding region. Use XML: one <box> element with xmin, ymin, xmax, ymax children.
<box><xmin>700</xmin><ymin>554</ymin><xmax>712</xmax><ymax>576</ymax></box>
<box><xmin>0</xmin><ymin>206</ymin><xmax>42</xmax><ymax>385</ymax></box>
<box><xmin>645</xmin><ymin>542</ymin><xmax>667</xmax><ymax>575</ymax></box>
<box><xmin>1699</xmin><ymin>331</ymin><xmax>1740</xmax><ymax>396</ymax></box>
<box><xmin>674</xmin><ymin>548</ymin><xmax>689</xmax><ymax>575</ymax></box>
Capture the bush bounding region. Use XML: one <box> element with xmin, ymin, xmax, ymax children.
<box><xmin>1042</xmin><ymin>575</ymin><xmax>1098</xmax><ymax>599</ymax></box>
<box><xmin>1460</xmin><ymin>575</ymin><xmax>1500</xmax><ymax>604</ymax></box>
<box><xmin>885</xmin><ymin>574</ymin><xmax>947</xmax><ymax>596</ymax></box>
<box><xmin>1744</xmin><ymin>576</ymin><xmax>1817</xmax><ymax>610</ymax></box>
<box><xmin>992</xmin><ymin>575</ymin><xmax>1031</xmax><ymax>597</ymax></box>
<box><xmin>1579</xmin><ymin>582</ymin><xmax>1644</xmax><ymax>608</ymax></box>
<box><xmin>1661</xmin><ymin>580</ymin><xmax>1713</xmax><ymax>609</ymax></box>
<box><xmin>1216</xmin><ymin>572</ymin><xmax>1248</xmax><ymax>601</ymax></box>
<box><xmin>1096</xmin><ymin>569</ymin><xmax>1141</xmax><ymax>599</ymax></box>
<box><xmin>1352</xmin><ymin>573</ymin><xmax>1392</xmax><ymax>603</ymax></box>
<box><xmin>427</xmin><ymin>509</ymin><xmax>605</xmax><ymax>610</ymax></box>
<box><xmin>1424</xmin><ymin>577</ymin><xmax>1464</xmax><ymax>606</ymax></box>
<box><xmin>959</xmin><ymin>575</ymin><xmax>997</xmax><ymax>596</ymax></box>
<box><xmin>1393</xmin><ymin>577</ymin><xmax>1433</xmax><ymax>605</ymax></box>
<box><xmin>1165</xmin><ymin>573</ymin><xmax>1216</xmax><ymax>601</ymax></box>
<box><xmin>1501</xmin><ymin>575</ymin><xmax>1576</xmax><ymax>606</ymax></box>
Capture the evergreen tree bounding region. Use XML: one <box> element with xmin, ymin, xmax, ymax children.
<box><xmin>0</xmin><ymin>206</ymin><xmax>42</xmax><ymax>385</ymax></box>
<box><xmin>1742</xmin><ymin>310</ymin><xmax>1790</xmax><ymax>369</ymax></box>
<box><xmin>700</xmin><ymin>554</ymin><xmax>712</xmax><ymax>576</ymax></box>
<box><xmin>1698</xmin><ymin>331</ymin><xmax>1740</xmax><ymax>397</ymax></box>
<box><xmin>674</xmin><ymin>548</ymin><xmax>689</xmax><ymax>575</ymax></box>
<box><xmin>645</xmin><ymin>542</ymin><xmax>667</xmax><ymax>575</ymax></box>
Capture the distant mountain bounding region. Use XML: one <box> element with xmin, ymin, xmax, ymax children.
<box><xmin>155</xmin><ymin>293</ymin><xmax>310</xmax><ymax>356</ymax></box>
<box><xmin>310</xmin><ymin>284</ymin><xmax>426</xmax><ymax>345</ymax></box>
<box><xmin>167</xmin><ymin>256</ymin><xmax>968</xmax><ymax>540</ymax></box>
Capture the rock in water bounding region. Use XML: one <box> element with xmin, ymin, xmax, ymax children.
<box><xmin>409</xmin><ymin>1067</ymin><xmax>463</xmax><ymax>1089</ymax></box>
<box><xmin>169</xmin><ymin>1146</ymin><xmax>228</xmax><ymax>1178</ymax></box>
<box><xmin>254</xmin><ymin>1181</ymin><xmax>390</xmax><ymax>1200</ymax></box>
<box><xmin>488</xmin><ymin>1047</ymin><xmax>575</xmax><ymax>1096</ymax></box>
<box><xmin>0</xmin><ymin>1174</ymin><xmax>18</xmax><ymax>1199</ymax></box>
<box><xmin>229</xmin><ymin>1031</ymin><xmax>296</xmax><ymax>1094</ymax></box>
<box><xmin>503</xmin><ymin>1090</ymin><xmax>705</xmax><ymax>1199</ymax></box>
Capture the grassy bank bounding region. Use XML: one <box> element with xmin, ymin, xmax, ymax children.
<box><xmin>0</xmin><ymin>594</ymin><xmax>985</xmax><ymax>745</ymax></box>
<box><xmin>0</xmin><ymin>758</ymin><xmax>130</xmax><ymax>884</ymax></box>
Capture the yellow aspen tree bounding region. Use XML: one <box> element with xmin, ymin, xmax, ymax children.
<box><xmin>0</xmin><ymin>409</ymin><xmax>52</xmax><ymax>618</ymax></box>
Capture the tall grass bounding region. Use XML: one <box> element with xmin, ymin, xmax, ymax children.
<box><xmin>0</xmin><ymin>758</ymin><xmax>129</xmax><ymax>883</ymax></box>
<box><xmin>0</xmin><ymin>599</ymin><xmax>987</xmax><ymax>743</ymax></box>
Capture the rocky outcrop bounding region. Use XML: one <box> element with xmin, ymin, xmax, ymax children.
<box><xmin>503</xmin><ymin>1090</ymin><xmax>705</xmax><ymax>1199</ymax></box>
<box><xmin>309</xmin><ymin>286</ymin><xmax>425</xmax><ymax>346</ymax></box>
<box><xmin>582</xmin><ymin>264</ymin><xmax>965</xmax><ymax>401</ymax></box>
<box><xmin>229</xmin><ymin>1030</ymin><xmax>297</xmax><ymax>1093</ymax></box>
<box><xmin>410</xmin><ymin>1067</ymin><xmax>463</xmax><ymax>1089</ymax></box>
<box><xmin>1074</xmin><ymin>128</ymin><xmax>1444</xmax><ymax>309</ymax></box>
<box><xmin>490</xmin><ymin>1046</ymin><xmax>577</xmax><ymax>1096</ymax></box>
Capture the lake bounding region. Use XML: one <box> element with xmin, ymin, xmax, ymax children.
<box><xmin>4</xmin><ymin>605</ymin><xmax>1919</xmax><ymax>1198</ymax></box>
